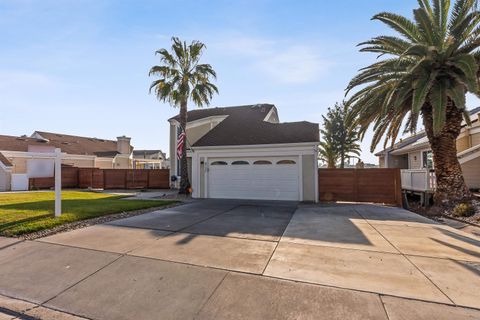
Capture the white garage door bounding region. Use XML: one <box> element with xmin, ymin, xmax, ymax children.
<box><xmin>208</xmin><ymin>157</ymin><xmax>299</xmax><ymax>201</ymax></box>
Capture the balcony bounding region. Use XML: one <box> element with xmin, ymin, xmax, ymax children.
<box><xmin>401</xmin><ymin>169</ymin><xmax>436</xmax><ymax>192</ymax></box>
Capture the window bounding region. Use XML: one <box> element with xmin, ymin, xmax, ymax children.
<box><xmin>422</xmin><ymin>151</ymin><xmax>434</xmax><ymax>169</ymax></box>
<box><xmin>276</xmin><ymin>160</ymin><xmax>296</xmax><ymax>165</ymax></box>
<box><xmin>211</xmin><ymin>161</ymin><xmax>228</xmax><ymax>165</ymax></box>
<box><xmin>253</xmin><ymin>160</ymin><xmax>272</xmax><ymax>165</ymax></box>
<box><xmin>231</xmin><ymin>160</ymin><xmax>249</xmax><ymax>165</ymax></box>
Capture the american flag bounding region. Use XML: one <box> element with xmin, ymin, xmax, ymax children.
<box><xmin>177</xmin><ymin>131</ymin><xmax>186</xmax><ymax>159</ymax></box>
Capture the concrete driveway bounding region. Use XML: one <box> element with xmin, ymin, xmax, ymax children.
<box><xmin>0</xmin><ymin>200</ymin><xmax>480</xmax><ymax>320</ymax></box>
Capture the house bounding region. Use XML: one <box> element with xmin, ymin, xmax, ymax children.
<box><xmin>376</xmin><ymin>107</ymin><xmax>480</xmax><ymax>192</ymax></box>
<box><xmin>133</xmin><ymin>150</ymin><xmax>168</xmax><ymax>169</ymax></box>
<box><xmin>0</xmin><ymin>131</ymin><xmax>163</xmax><ymax>191</ymax></box>
<box><xmin>168</xmin><ymin>104</ymin><xmax>320</xmax><ymax>201</ymax></box>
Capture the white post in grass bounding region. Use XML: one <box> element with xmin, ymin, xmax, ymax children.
<box><xmin>54</xmin><ymin>148</ymin><xmax>62</xmax><ymax>217</ymax></box>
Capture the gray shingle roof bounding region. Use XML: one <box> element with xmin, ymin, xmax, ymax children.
<box><xmin>171</xmin><ymin>104</ymin><xmax>319</xmax><ymax>147</ymax></box>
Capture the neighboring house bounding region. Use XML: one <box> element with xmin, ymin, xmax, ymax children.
<box><xmin>168</xmin><ymin>104</ymin><xmax>320</xmax><ymax>201</ymax></box>
<box><xmin>0</xmin><ymin>131</ymin><xmax>162</xmax><ymax>191</ymax></box>
<box><xmin>133</xmin><ymin>150</ymin><xmax>168</xmax><ymax>169</ymax></box>
<box><xmin>376</xmin><ymin>107</ymin><xmax>480</xmax><ymax>192</ymax></box>
<box><xmin>0</xmin><ymin>154</ymin><xmax>13</xmax><ymax>191</ymax></box>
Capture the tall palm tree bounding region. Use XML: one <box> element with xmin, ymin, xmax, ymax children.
<box><xmin>346</xmin><ymin>0</ymin><xmax>480</xmax><ymax>204</ymax></box>
<box><xmin>149</xmin><ymin>37</ymin><xmax>218</xmax><ymax>193</ymax></box>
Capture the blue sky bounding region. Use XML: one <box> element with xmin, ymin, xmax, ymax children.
<box><xmin>1</xmin><ymin>0</ymin><xmax>479</xmax><ymax>163</ymax></box>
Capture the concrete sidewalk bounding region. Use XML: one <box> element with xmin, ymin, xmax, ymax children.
<box><xmin>0</xmin><ymin>201</ymin><xmax>479</xmax><ymax>319</ymax></box>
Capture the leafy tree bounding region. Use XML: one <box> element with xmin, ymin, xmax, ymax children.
<box><xmin>319</xmin><ymin>102</ymin><xmax>361</xmax><ymax>168</ymax></box>
<box><xmin>346</xmin><ymin>0</ymin><xmax>480</xmax><ymax>204</ymax></box>
<box><xmin>149</xmin><ymin>37</ymin><xmax>218</xmax><ymax>193</ymax></box>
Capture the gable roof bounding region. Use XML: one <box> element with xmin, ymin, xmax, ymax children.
<box><xmin>375</xmin><ymin>106</ymin><xmax>480</xmax><ymax>156</ymax></box>
<box><xmin>0</xmin><ymin>131</ymin><xmax>126</xmax><ymax>157</ymax></box>
<box><xmin>0</xmin><ymin>135</ymin><xmax>48</xmax><ymax>152</ymax></box>
<box><xmin>169</xmin><ymin>104</ymin><xmax>276</xmax><ymax>123</ymax></box>
<box><xmin>375</xmin><ymin>131</ymin><xmax>427</xmax><ymax>156</ymax></box>
<box><xmin>33</xmin><ymin>131</ymin><xmax>124</xmax><ymax>156</ymax></box>
<box><xmin>171</xmin><ymin>104</ymin><xmax>319</xmax><ymax>147</ymax></box>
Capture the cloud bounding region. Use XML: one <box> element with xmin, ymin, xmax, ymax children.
<box><xmin>0</xmin><ymin>71</ymin><xmax>56</xmax><ymax>90</ymax></box>
<box><xmin>213</xmin><ymin>35</ymin><xmax>330</xmax><ymax>84</ymax></box>
<box><xmin>256</xmin><ymin>45</ymin><xmax>327</xmax><ymax>84</ymax></box>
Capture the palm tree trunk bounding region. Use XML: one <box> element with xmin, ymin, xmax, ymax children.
<box><xmin>179</xmin><ymin>100</ymin><xmax>190</xmax><ymax>194</ymax></box>
<box><xmin>422</xmin><ymin>103</ymin><xmax>471</xmax><ymax>205</ymax></box>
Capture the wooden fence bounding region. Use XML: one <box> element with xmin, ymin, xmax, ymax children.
<box><xmin>318</xmin><ymin>168</ymin><xmax>403</xmax><ymax>206</ymax></box>
<box><xmin>30</xmin><ymin>168</ymin><xmax>170</xmax><ymax>190</ymax></box>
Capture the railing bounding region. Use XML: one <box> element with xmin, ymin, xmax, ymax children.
<box><xmin>401</xmin><ymin>169</ymin><xmax>436</xmax><ymax>192</ymax></box>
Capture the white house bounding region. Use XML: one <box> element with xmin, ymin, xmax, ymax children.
<box><xmin>376</xmin><ymin>107</ymin><xmax>480</xmax><ymax>193</ymax></box>
<box><xmin>168</xmin><ymin>104</ymin><xmax>320</xmax><ymax>202</ymax></box>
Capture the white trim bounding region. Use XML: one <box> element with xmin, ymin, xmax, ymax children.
<box><xmin>0</xmin><ymin>150</ymin><xmax>67</xmax><ymax>159</ymax></box>
<box><xmin>0</xmin><ymin>161</ymin><xmax>12</xmax><ymax>171</ymax></box>
<box><xmin>169</xmin><ymin>115</ymin><xmax>229</xmax><ymax>129</ymax></box>
<box><xmin>314</xmin><ymin>146</ymin><xmax>319</xmax><ymax>203</ymax></box>
<box><xmin>298</xmin><ymin>154</ymin><xmax>303</xmax><ymax>201</ymax></box>
<box><xmin>459</xmin><ymin>144</ymin><xmax>480</xmax><ymax>164</ymax></box>
<box><xmin>470</xmin><ymin>126</ymin><xmax>480</xmax><ymax>135</ymax></box>
<box><xmin>192</xmin><ymin>142</ymin><xmax>318</xmax><ymax>151</ymax></box>
<box><xmin>204</xmin><ymin>156</ymin><xmax>208</xmax><ymax>198</ymax></box>
<box><xmin>262</xmin><ymin>107</ymin><xmax>278</xmax><ymax>123</ymax></box>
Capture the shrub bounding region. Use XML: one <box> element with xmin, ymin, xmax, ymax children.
<box><xmin>452</xmin><ymin>203</ymin><xmax>476</xmax><ymax>218</ymax></box>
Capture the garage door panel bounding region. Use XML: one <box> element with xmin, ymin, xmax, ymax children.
<box><xmin>208</xmin><ymin>158</ymin><xmax>299</xmax><ymax>201</ymax></box>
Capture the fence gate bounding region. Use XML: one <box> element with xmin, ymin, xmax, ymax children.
<box><xmin>318</xmin><ymin>168</ymin><xmax>402</xmax><ymax>206</ymax></box>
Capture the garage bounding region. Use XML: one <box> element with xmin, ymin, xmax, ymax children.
<box><xmin>207</xmin><ymin>157</ymin><xmax>300</xmax><ymax>201</ymax></box>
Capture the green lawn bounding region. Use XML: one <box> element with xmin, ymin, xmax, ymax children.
<box><xmin>0</xmin><ymin>191</ymin><xmax>176</xmax><ymax>236</ymax></box>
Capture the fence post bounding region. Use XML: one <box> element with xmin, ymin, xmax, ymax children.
<box><xmin>147</xmin><ymin>170</ymin><xmax>150</xmax><ymax>189</ymax></box>
<box><xmin>353</xmin><ymin>169</ymin><xmax>359</xmax><ymax>202</ymax></box>
<box><xmin>395</xmin><ymin>169</ymin><xmax>403</xmax><ymax>207</ymax></box>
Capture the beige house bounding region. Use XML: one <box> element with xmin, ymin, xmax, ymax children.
<box><xmin>168</xmin><ymin>104</ymin><xmax>320</xmax><ymax>202</ymax></box>
<box><xmin>133</xmin><ymin>150</ymin><xmax>168</xmax><ymax>169</ymax></box>
<box><xmin>376</xmin><ymin>107</ymin><xmax>480</xmax><ymax>192</ymax></box>
<box><xmin>0</xmin><ymin>131</ymin><xmax>163</xmax><ymax>191</ymax></box>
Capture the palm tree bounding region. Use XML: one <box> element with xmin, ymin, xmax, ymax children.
<box><xmin>346</xmin><ymin>0</ymin><xmax>480</xmax><ymax>204</ymax></box>
<box><xmin>149</xmin><ymin>37</ymin><xmax>218</xmax><ymax>193</ymax></box>
<box><xmin>319</xmin><ymin>141</ymin><xmax>339</xmax><ymax>168</ymax></box>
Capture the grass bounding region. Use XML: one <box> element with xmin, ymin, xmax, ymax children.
<box><xmin>0</xmin><ymin>191</ymin><xmax>176</xmax><ymax>236</ymax></box>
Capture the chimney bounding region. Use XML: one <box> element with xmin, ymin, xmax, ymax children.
<box><xmin>117</xmin><ymin>136</ymin><xmax>131</xmax><ymax>154</ymax></box>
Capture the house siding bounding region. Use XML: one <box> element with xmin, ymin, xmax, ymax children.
<box><xmin>302</xmin><ymin>154</ymin><xmax>316</xmax><ymax>201</ymax></box>
<box><xmin>409</xmin><ymin>151</ymin><xmax>422</xmax><ymax>169</ymax></box>
<box><xmin>462</xmin><ymin>156</ymin><xmax>480</xmax><ymax>189</ymax></box>
<box><xmin>379</xmin><ymin>156</ymin><xmax>385</xmax><ymax>168</ymax></box>
<box><xmin>96</xmin><ymin>158</ymin><xmax>114</xmax><ymax>169</ymax></box>
<box><xmin>457</xmin><ymin>135</ymin><xmax>470</xmax><ymax>152</ymax></box>
<box><xmin>0</xmin><ymin>167</ymin><xmax>10</xmax><ymax>191</ymax></box>
<box><xmin>472</xmin><ymin>132</ymin><xmax>480</xmax><ymax>147</ymax></box>
<box><xmin>186</xmin><ymin>122</ymin><xmax>213</xmax><ymax>145</ymax></box>
<box><xmin>10</xmin><ymin>158</ymin><xmax>27</xmax><ymax>174</ymax></box>
<box><xmin>62</xmin><ymin>158</ymin><xmax>96</xmax><ymax>168</ymax></box>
